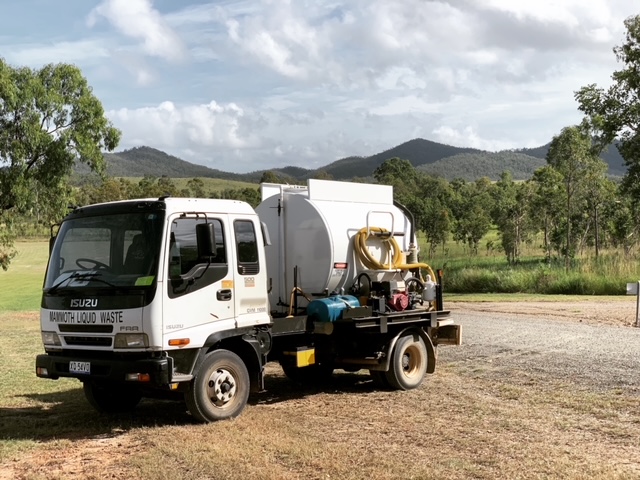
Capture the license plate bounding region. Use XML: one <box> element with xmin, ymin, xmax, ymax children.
<box><xmin>69</xmin><ymin>361</ymin><xmax>91</xmax><ymax>374</ymax></box>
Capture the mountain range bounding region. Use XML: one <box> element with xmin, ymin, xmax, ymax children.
<box><xmin>89</xmin><ymin>138</ymin><xmax>627</xmax><ymax>183</ymax></box>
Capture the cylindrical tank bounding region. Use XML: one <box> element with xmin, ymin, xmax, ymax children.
<box><xmin>422</xmin><ymin>274</ymin><xmax>437</xmax><ymax>302</ymax></box>
<box><xmin>256</xmin><ymin>180</ymin><xmax>414</xmax><ymax>315</ymax></box>
<box><xmin>307</xmin><ymin>295</ymin><xmax>360</xmax><ymax>322</ymax></box>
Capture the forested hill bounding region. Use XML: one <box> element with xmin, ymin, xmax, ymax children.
<box><xmin>88</xmin><ymin>139</ymin><xmax>627</xmax><ymax>183</ymax></box>
<box><xmin>514</xmin><ymin>143</ymin><xmax>627</xmax><ymax>177</ymax></box>
<box><xmin>417</xmin><ymin>152</ymin><xmax>546</xmax><ymax>181</ymax></box>
<box><xmin>318</xmin><ymin>138</ymin><xmax>484</xmax><ymax>179</ymax></box>
<box><xmin>93</xmin><ymin>147</ymin><xmax>309</xmax><ymax>183</ymax></box>
<box><xmin>101</xmin><ymin>147</ymin><xmax>251</xmax><ymax>181</ymax></box>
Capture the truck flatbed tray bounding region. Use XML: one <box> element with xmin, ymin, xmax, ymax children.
<box><xmin>337</xmin><ymin>310</ymin><xmax>450</xmax><ymax>332</ymax></box>
<box><xmin>270</xmin><ymin>310</ymin><xmax>451</xmax><ymax>336</ymax></box>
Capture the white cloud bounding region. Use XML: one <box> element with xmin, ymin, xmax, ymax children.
<box><xmin>4</xmin><ymin>40</ymin><xmax>110</xmax><ymax>67</ymax></box>
<box><xmin>107</xmin><ymin>100</ymin><xmax>264</xmax><ymax>168</ymax></box>
<box><xmin>88</xmin><ymin>0</ymin><xmax>186</xmax><ymax>61</ymax></box>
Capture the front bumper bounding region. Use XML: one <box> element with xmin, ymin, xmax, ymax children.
<box><xmin>35</xmin><ymin>353</ymin><xmax>171</xmax><ymax>386</ymax></box>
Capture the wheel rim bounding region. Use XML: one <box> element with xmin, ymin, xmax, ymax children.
<box><xmin>402</xmin><ymin>343</ymin><xmax>424</xmax><ymax>379</ymax></box>
<box><xmin>206</xmin><ymin>368</ymin><xmax>237</xmax><ymax>407</ymax></box>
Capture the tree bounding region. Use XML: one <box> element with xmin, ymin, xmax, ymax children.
<box><xmin>575</xmin><ymin>15</ymin><xmax>640</xmax><ymax>204</ymax></box>
<box><xmin>580</xmin><ymin>163</ymin><xmax>615</xmax><ymax>257</ymax></box>
<box><xmin>373</xmin><ymin>157</ymin><xmax>419</xmax><ymax>205</ymax></box>
<box><xmin>312</xmin><ymin>169</ymin><xmax>333</xmax><ymax>180</ymax></box>
<box><xmin>133</xmin><ymin>175</ymin><xmax>178</xmax><ymax>198</ymax></box>
<box><xmin>186</xmin><ymin>177</ymin><xmax>206</xmax><ymax>198</ymax></box>
<box><xmin>260</xmin><ymin>171</ymin><xmax>281</xmax><ymax>184</ymax></box>
<box><xmin>0</xmin><ymin>60</ymin><xmax>120</xmax><ymax>269</ymax></box>
<box><xmin>530</xmin><ymin>166</ymin><xmax>564</xmax><ymax>261</ymax></box>
<box><xmin>546</xmin><ymin>126</ymin><xmax>603</xmax><ymax>270</ymax></box>
<box><xmin>450</xmin><ymin>178</ymin><xmax>493</xmax><ymax>255</ymax></box>
<box><xmin>75</xmin><ymin>177</ymin><xmax>134</xmax><ymax>205</ymax></box>
<box><xmin>416</xmin><ymin>174</ymin><xmax>453</xmax><ymax>257</ymax></box>
<box><xmin>491</xmin><ymin>172</ymin><xmax>535</xmax><ymax>265</ymax></box>
<box><xmin>213</xmin><ymin>187</ymin><xmax>261</xmax><ymax>207</ymax></box>
<box><xmin>606</xmin><ymin>192</ymin><xmax>639</xmax><ymax>255</ymax></box>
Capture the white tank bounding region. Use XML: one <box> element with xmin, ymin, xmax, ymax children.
<box><xmin>255</xmin><ymin>179</ymin><xmax>415</xmax><ymax>315</ymax></box>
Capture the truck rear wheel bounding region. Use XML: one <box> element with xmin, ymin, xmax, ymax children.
<box><xmin>83</xmin><ymin>381</ymin><xmax>141</xmax><ymax>413</ymax></box>
<box><xmin>384</xmin><ymin>332</ymin><xmax>428</xmax><ymax>390</ymax></box>
<box><xmin>185</xmin><ymin>349</ymin><xmax>250</xmax><ymax>422</ymax></box>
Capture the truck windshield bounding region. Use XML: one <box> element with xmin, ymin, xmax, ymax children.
<box><xmin>43</xmin><ymin>211</ymin><xmax>164</xmax><ymax>291</ymax></box>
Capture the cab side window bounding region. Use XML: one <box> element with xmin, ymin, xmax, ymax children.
<box><xmin>234</xmin><ymin>220</ymin><xmax>259</xmax><ymax>275</ymax></box>
<box><xmin>168</xmin><ymin>217</ymin><xmax>227</xmax><ymax>298</ymax></box>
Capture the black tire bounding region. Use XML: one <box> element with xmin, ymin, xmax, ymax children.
<box><xmin>369</xmin><ymin>369</ymin><xmax>391</xmax><ymax>389</ymax></box>
<box><xmin>384</xmin><ymin>332</ymin><xmax>428</xmax><ymax>390</ymax></box>
<box><xmin>280</xmin><ymin>360</ymin><xmax>334</xmax><ymax>384</ymax></box>
<box><xmin>185</xmin><ymin>350</ymin><xmax>250</xmax><ymax>422</ymax></box>
<box><xmin>83</xmin><ymin>382</ymin><xmax>141</xmax><ymax>413</ymax></box>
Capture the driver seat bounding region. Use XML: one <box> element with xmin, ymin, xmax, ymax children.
<box><xmin>124</xmin><ymin>234</ymin><xmax>148</xmax><ymax>274</ymax></box>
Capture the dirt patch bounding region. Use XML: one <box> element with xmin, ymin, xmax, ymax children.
<box><xmin>0</xmin><ymin>435</ymin><xmax>143</xmax><ymax>480</ymax></box>
<box><xmin>447</xmin><ymin>299</ymin><xmax>639</xmax><ymax>327</ymax></box>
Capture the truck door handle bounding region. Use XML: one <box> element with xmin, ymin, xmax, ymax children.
<box><xmin>217</xmin><ymin>289</ymin><xmax>232</xmax><ymax>301</ymax></box>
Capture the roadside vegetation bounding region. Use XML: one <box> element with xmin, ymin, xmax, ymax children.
<box><xmin>422</xmin><ymin>229</ymin><xmax>639</xmax><ymax>295</ymax></box>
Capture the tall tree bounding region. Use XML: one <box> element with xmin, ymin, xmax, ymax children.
<box><xmin>186</xmin><ymin>177</ymin><xmax>206</xmax><ymax>198</ymax></box>
<box><xmin>546</xmin><ymin>126</ymin><xmax>603</xmax><ymax>270</ymax></box>
<box><xmin>580</xmin><ymin>162</ymin><xmax>614</xmax><ymax>257</ymax></box>
<box><xmin>450</xmin><ymin>178</ymin><xmax>493</xmax><ymax>255</ymax></box>
<box><xmin>575</xmin><ymin>15</ymin><xmax>640</xmax><ymax>204</ymax></box>
<box><xmin>530</xmin><ymin>166</ymin><xmax>564</xmax><ymax>261</ymax></box>
<box><xmin>417</xmin><ymin>174</ymin><xmax>453</xmax><ymax>257</ymax></box>
<box><xmin>491</xmin><ymin>172</ymin><xmax>534</xmax><ymax>265</ymax></box>
<box><xmin>0</xmin><ymin>60</ymin><xmax>120</xmax><ymax>269</ymax></box>
<box><xmin>373</xmin><ymin>157</ymin><xmax>419</xmax><ymax>205</ymax></box>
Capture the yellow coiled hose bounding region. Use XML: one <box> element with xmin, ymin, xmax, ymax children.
<box><xmin>353</xmin><ymin>227</ymin><xmax>436</xmax><ymax>281</ymax></box>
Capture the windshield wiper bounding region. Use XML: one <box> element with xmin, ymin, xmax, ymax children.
<box><xmin>45</xmin><ymin>272</ymin><xmax>115</xmax><ymax>294</ymax></box>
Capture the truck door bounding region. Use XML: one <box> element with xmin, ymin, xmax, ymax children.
<box><xmin>163</xmin><ymin>214</ymin><xmax>236</xmax><ymax>334</ymax></box>
<box><xmin>232</xmin><ymin>217</ymin><xmax>270</xmax><ymax>328</ymax></box>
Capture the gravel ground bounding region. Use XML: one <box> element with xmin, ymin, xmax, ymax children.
<box><xmin>441</xmin><ymin>309</ymin><xmax>640</xmax><ymax>394</ymax></box>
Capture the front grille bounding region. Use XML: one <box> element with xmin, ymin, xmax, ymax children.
<box><xmin>59</xmin><ymin>325</ymin><xmax>113</xmax><ymax>333</ymax></box>
<box><xmin>64</xmin><ymin>336</ymin><xmax>112</xmax><ymax>347</ymax></box>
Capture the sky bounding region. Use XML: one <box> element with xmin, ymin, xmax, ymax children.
<box><xmin>1</xmin><ymin>1</ymin><xmax>637</xmax><ymax>173</ymax></box>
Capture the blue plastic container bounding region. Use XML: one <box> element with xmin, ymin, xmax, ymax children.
<box><xmin>307</xmin><ymin>295</ymin><xmax>361</xmax><ymax>322</ymax></box>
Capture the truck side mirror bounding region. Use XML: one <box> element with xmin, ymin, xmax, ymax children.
<box><xmin>49</xmin><ymin>224</ymin><xmax>60</xmax><ymax>255</ymax></box>
<box><xmin>196</xmin><ymin>223</ymin><xmax>217</xmax><ymax>260</ymax></box>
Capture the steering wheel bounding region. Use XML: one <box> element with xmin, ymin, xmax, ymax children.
<box><xmin>76</xmin><ymin>258</ymin><xmax>110</xmax><ymax>270</ymax></box>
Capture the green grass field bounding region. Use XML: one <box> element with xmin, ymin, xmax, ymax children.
<box><xmin>0</xmin><ymin>241</ymin><xmax>48</xmax><ymax>311</ymax></box>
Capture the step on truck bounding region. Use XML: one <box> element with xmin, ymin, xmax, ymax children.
<box><xmin>36</xmin><ymin>179</ymin><xmax>461</xmax><ymax>422</ymax></box>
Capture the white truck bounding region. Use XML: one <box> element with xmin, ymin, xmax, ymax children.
<box><xmin>36</xmin><ymin>179</ymin><xmax>461</xmax><ymax>422</ymax></box>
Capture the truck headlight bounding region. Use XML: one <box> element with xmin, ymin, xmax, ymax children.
<box><xmin>114</xmin><ymin>333</ymin><xmax>149</xmax><ymax>348</ymax></box>
<box><xmin>41</xmin><ymin>331</ymin><xmax>61</xmax><ymax>346</ymax></box>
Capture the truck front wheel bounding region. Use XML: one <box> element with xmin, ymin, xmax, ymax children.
<box><xmin>83</xmin><ymin>381</ymin><xmax>141</xmax><ymax>413</ymax></box>
<box><xmin>185</xmin><ymin>349</ymin><xmax>250</xmax><ymax>422</ymax></box>
<box><xmin>384</xmin><ymin>332</ymin><xmax>428</xmax><ymax>390</ymax></box>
